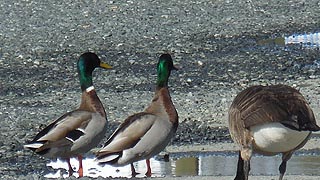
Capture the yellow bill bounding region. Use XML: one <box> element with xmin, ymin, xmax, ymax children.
<box><xmin>100</xmin><ymin>62</ymin><xmax>112</xmax><ymax>69</ymax></box>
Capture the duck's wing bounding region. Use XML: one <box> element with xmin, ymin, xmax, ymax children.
<box><xmin>96</xmin><ymin>112</ymin><xmax>156</xmax><ymax>161</ymax></box>
<box><xmin>24</xmin><ymin>110</ymin><xmax>92</xmax><ymax>154</ymax></box>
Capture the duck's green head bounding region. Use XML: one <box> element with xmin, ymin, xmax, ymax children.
<box><xmin>77</xmin><ymin>52</ymin><xmax>112</xmax><ymax>91</ymax></box>
<box><xmin>157</xmin><ymin>54</ymin><xmax>178</xmax><ymax>87</ymax></box>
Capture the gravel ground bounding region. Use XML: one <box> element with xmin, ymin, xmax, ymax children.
<box><xmin>1</xmin><ymin>0</ymin><xmax>320</xmax><ymax>179</ymax></box>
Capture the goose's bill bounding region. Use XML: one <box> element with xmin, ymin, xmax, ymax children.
<box><xmin>100</xmin><ymin>62</ymin><xmax>112</xmax><ymax>69</ymax></box>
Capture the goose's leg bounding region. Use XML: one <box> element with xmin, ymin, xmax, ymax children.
<box><xmin>235</xmin><ymin>145</ymin><xmax>252</xmax><ymax>180</ymax></box>
<box><xmin>279</xmin><ymin>152</ymin><xmax>293</xmax><ymax>180</ymax></box>
<box><xmin>234</xmin><ymin>150</ymin><xmax>251</xmax><ymax>180</ymax></box>
<box><xmin>243</xmin><ymin>159</ymin><xmax>250</xmax><ymax>180</ymax></box>
<box><xmin>235</xmin><ymin>151</ymin><xmax>244</xmax><ymax>180</ymax></box>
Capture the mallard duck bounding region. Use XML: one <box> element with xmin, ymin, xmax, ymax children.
<box><xmin>95</xmin><ymin>54</ymin><xmax>178</xmax><ymax>177</ymax></box>
<box><xmin>228</xmin><ymin>84</ymin><xmax>320</xmax><ymax>180</ymax></box>
<box><xmin>24</xmin><ymin>52</ymin><xmax>112</xmax><ymax>177</ymax></box>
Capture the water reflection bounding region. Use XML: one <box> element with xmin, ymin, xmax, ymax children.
<box><xmin>45</xmin><ymin>152</ymin><xmax>320</xmax><ymax>178</ymax></box>
<box><xmin>285</xmin><ymin>32</ymin><xmax>320</xmax><ymax>47</ymax></box>
<box><xmin>257</xmin><ymin>32</ymin><xmax>320</xmax><ymax>48</ymax></box>
<box><xmin>174</xmin><ymin>157</ymin><xmax>198</xmax><ymax>176</ymax></box>
<box><xmin>45</xmin><ymin>156</ymin><xmax>166</xmax><ymax>178</ymax></box>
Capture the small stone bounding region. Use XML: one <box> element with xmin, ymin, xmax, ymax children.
<box><xmin>199</xmin><ymin>53</ymin><xmax>206</xmax><ymax>58</ymax></box>
<box><xmin>34</xmin><ymin>60</ymin><xmax>40</xmax><ymax>65</ymax></box>
<box><xmin>129</xmin><ymin>59</ymin><xmax>135</xmax><ymax>65</ymax></box>
<box><xmin>16</xmin><ymin>151</ymin><xmax>24</xmax><ymax>156</ymax></box>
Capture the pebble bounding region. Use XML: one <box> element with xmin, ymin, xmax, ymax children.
<box><xmin>197</xmin><ymin>60</ymin><xmax>203</xmax><ymax>66</ymax></box>
<box><xmin>34</xmin><ymin>60</ymin><xmax>40</xmax><ymax>65</ymax></box>
<box><xmin>128</xmin><ymin>59</ymin><xmax>135</xmax><ymax>64</ymax></box>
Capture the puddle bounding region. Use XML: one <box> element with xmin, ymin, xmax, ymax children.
<box><xmin>45</xmin><ymin>156</ymin><xmax>170</xmax><ymax>178</ymax></box>
<box><xmin>45</xmin><ymin>151</ymin><xmax>320</xmax><ymax>178</ymax></box>
<box><xmin>257</xmin><ymin>32</ymin><xmax>320</xmax><ymax>48</ymax></box>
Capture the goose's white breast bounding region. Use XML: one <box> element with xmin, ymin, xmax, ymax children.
<box><xmin>251</xmin><ymin>122</ymin><xmax>310</xmax><ymax>153</ymax></box>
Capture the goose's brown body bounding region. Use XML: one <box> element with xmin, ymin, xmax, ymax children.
<box><xmin>228</xmin><ymin>84</ymin><xmax>320</xmax><ymax>180</ymax></box>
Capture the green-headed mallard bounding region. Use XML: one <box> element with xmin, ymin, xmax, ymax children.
<box><xmin>24</xmin><ymin>52</ymin><xmax>112</xmax><ymax>177</ymax></box>
<box><xmin>95</xmin><ymin>54</ymin><xmax>178</xmax><ymax>177</ymax></box>
<box><xmin>228</xmin><ymin>84</ymin><xmax>320</xmax><ymax>180</ymax></box>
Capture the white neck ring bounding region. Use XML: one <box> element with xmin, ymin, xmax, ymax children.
<box><xmin>86</xmin><ymin>86</ymin><xmax>95</xmax><ymax>92</ymax></box>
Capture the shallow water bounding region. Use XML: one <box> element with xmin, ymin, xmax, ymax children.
<box><xmin>257</xmin><ymin>32</ymin><xmax>320</xmax><ymax>48</ymax></box>
<box><xmin>45</xmin><ymin>151</ymin><xmax>320</xmax><ymax>178</ymax></box>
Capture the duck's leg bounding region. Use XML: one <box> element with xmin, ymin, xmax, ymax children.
<box><xmin>279</xmin><ymin>151</ymin><xmax>293</xmax><ymax>180</ymax></box>
<box><xmin>145</xmin><ymin>159</ymin><xmax>152</xmax><ymax>177</ymax></box>
<box><xmin>77</xmin><ymin>155</ymin><xmax>84</xmax><ymax>177</ymax></box>
<box><xmin>67</xmin><ymin>158</ymin><xmax>74</xmax><ymax>177</ymax></box>
<box><xmin>130</xmin><ymin>163</ymin><xmax>138</xmax><ymax>177</ymax></box>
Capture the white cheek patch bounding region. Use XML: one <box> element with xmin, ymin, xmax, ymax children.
<box><xmin>251</xmin><ymin>122</ymin><xmax>310</xmax><ymax>153</ymax></box>
<box><xmin>86</xmin><ymin>86</ymin><xmax>95</xmax><ymax>92</ymax></box>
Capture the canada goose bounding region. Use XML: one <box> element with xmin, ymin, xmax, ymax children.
<box><xmin>228</xmin><ymin>84</ymin><xmax>320</xmax><ymax>180</ymax></box>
